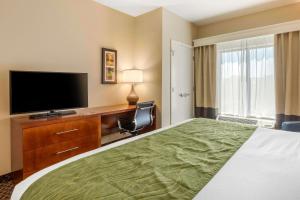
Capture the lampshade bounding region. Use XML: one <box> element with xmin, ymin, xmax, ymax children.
<box><xmin>121</xmin><ymin>69</ymin><xmax>143</xmax><ymax>83</ymax></box>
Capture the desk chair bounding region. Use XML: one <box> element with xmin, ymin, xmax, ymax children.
<box><xmin>118</xmin><ymin>101</ymin><xmax>154</xmax><ymax>135</ymax></box>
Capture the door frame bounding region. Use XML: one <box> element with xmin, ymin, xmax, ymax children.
<box><xmin>170</xmin><ymin>40</ymin><xmax>194</xmax><ymax>124</ymax></box>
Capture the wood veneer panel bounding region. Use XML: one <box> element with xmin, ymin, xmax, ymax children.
<box><xmin>10</xmin><ymin>104</ymin><xmax>156</xmax><ymax>181</ymax></box>
<box><xmin>23</xmin><ymin>117</ymin><xmax>99</xmax><ymax>151</ymax></box>
<box><xmin>23</xmin><ymin>135</ymin><xmax>98</xmax><ymax>177</ymax></box>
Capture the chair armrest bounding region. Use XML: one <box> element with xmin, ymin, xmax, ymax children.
<box><xmin>139</xmin><ymin>105</ymin><xmax>155</xmax><ymax>110</ymax></box>
<box><xmin>282</xmin><ymin>121</ymin><xmax>300</xmax><ymax>132</ymax></box>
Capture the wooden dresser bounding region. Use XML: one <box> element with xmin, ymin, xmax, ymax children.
<box><xmin>11</xmin><ymin>115</ymin><xmax>100</xmax><ymax>179</ymax></box>
<box><xmin>11</xmin><ymin>104</ymin><xmax>156</xmax><ymax>181</ymax></box>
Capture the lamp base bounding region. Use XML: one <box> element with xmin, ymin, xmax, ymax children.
<box><xmin>127</xmin><ymin>84</ymin><xmax>139</xmax><ymax>105</ymax></box>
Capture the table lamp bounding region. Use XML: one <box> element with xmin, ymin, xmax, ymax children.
<box><xmin>121</xmin><ymin>69</ymin><xmax>143</xmax><ymax>105</ymax></box>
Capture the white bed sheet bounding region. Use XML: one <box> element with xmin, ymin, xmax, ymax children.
<box><xmin>193</xmin><ymin>127</ymin><xmax>300</xmax><ymax>200</ymax></box>
<box><xmin>12</xmin><ymin>121</ymin><xmax>300</xmax><ymax>200</ymax></box>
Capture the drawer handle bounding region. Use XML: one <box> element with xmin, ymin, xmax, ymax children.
<box><xmin>55</xmin><ymin>147</ymin><xmax>79</xmax><ymax>155</ymax></box>
<box><xmin>55</xmin><ymin>129</ymin><xmax>79</xmax><ymax>135</ymax></box>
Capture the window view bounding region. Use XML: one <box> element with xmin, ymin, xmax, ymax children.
<box><xmin>217</xmin><ymin>35</ymin><xmax>275</xmax><ymax>119</ymax></box>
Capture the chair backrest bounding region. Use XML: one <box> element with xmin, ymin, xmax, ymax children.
<box><xmin>134</xmin><ymin>101</ymin><xmax>154</xmax><ymax>131</ymax></box>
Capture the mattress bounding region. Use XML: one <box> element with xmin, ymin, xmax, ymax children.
<box><xmin>193</xmin><ymin>127</ymin><xmax>300</xmax><ymax>200</ymax></box>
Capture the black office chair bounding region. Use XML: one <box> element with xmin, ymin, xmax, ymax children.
<box><xmin>118</xmin><ymin>101</ymin><xmax>155</xmax><ymax>135</ymax></box>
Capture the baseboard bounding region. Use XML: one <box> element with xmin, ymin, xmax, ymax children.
<box><xmin>0</xmin><ymin>172</ymin><xmax>13</xmax><ymax>183</ymax></box>
<box><xmin>0</xmin><ymin>170</ymin><xmax>22</xmax><ymax>184</ymax></box>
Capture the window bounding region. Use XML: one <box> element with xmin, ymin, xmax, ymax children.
<box><xmin>217</xmin><ymin>35</ymin><xmax>275</xmax><ymax>119</ymax></box>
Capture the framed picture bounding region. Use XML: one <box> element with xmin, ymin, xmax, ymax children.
<box><xmin>102</xmin><ymin>48</ymin><xmax>117</xmax><ymax>84</ymax></box>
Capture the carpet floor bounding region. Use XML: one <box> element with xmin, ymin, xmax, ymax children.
<box><xmin>0</xmin><ymin>174</ymin><xmax>14</xmax><ymax>200</ymax></box>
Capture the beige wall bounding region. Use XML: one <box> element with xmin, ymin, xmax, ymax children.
<box><xmin>0</xmin><ymin>0</ymin><xmax>137</xmax><ymax>176</ymax></box>
<box><xmin>134</xmin><ymin>9</ymin><xmax>163</xmax><ymax>127</ymax></box>
<box><xmin>162</xmin><ymin>9</ymin><xmax>197</xmax><ymax>127</ymax></box>
<box><xmin>198</xmin><ymin>3</ymin><xmax>300</xmax><ymax>38</ymax></box>
<box><xmin>4</xmin><ymin>0</ymin><xmax>295</xmax><ymax>176</ymax></box>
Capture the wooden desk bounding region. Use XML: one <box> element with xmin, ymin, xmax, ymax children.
<box><xmin>11</xmin><ymin>104</ymin><xmax>156</xmax><ymax>180</ymax></box>
<box><xmin>94</xmin><ymin>105</ymin><xmax>156</xmax><ymax>146</ymax></box>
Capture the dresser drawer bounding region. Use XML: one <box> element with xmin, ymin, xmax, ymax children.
<box><xmin>23</xmin><ymin>134</ymin><xmax>98</xmax><ymax>177</ymax></box>
<box><xmin>23</xmin><ymin>117</ymin><xmax>99</xmax><ymax>151</ymax></box>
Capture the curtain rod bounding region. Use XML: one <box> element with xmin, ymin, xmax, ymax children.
<box><xmin>193</xmin><ymin>19</ymin><xmax>300</xmax><ymax>47</ymax></box>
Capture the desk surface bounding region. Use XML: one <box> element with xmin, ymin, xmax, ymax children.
<box><xmin>84</xmin><ymin>104</ymin><xmax>136</xmax><ymax>116</ymax></box>
<box><xmin>11</xmin><ymin>104</ymin><xmax>137</xmax><ymax>128</ymax></box>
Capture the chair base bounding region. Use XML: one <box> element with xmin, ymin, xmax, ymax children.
<box><xmin>120</xmin><ymin>129</ymin><xmax>138</xmax><ymax>136</ymax></box>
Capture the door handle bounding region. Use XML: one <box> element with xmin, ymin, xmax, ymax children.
<box><xmin>183</xmin><ymin>93</ymin><xmax>190</xmax><ymax>97</ymax></box>
<box><xmin>179</xmin><ymin>93</ymin><xmax>190</xmax><ymax>97</ymax></box>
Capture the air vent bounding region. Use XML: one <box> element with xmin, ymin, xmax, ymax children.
<box><xmin>217</xmin><ymin>115</ymin><xmax>275</xmax><ymax>128</ymax></box>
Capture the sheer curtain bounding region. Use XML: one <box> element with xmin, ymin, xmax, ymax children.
<box><xmin>217</xmin><ymin>35</ymin><xmax>275</xmax><ymax>119</ymax></box>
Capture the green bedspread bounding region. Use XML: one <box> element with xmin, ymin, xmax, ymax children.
<box><xmin>21</xmin><ymin>118</ymin><xmax>256</xmax><ymax>200</ymax></box>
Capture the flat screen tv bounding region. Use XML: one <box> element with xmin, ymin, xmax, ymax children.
<box><xmin>10</xmin><ymin>71</ymin><xmax>88</xmax><ymax>117</ymax></box>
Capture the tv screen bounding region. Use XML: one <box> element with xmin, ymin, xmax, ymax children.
<box><xmin>10</xmin><ymin>71</ymin><xmax>88</xmax><ymax>114</ymax></box>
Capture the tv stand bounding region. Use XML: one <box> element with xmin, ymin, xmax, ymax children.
<box><xmin>29</xmin><ymin>110</ymin><xmax>76</xmax><ymax>119</ymax></box>
<box><xmin>11</xmin><ymin>104</ymin><xmax>156</xmax><ymax>181</ymax></box>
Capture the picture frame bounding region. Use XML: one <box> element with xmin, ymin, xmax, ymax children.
<box><xmin>101</xmin><ymin>48</ymin><xmax>117</xmax><ymax>84</ymax></box>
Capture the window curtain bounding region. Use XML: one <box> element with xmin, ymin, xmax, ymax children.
<box><xmin>194</xmin><ymin>45</ymin><xmax>217</xmax><ymax>119</ymax></box>
<box><xmin>217</xmin><ymin>36</ymin><xmax>275</xmax><ymax>119</ymax></box>
<box><xmin>275</xmin><ymin>31</ymin><xmax>300</xmax><ymax>128</ymax></box>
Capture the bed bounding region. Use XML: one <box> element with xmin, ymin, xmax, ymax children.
<box><xmin>11</xmin><ymin>118</ymin><xmax>300</xmax><ymax>200</ymax></box>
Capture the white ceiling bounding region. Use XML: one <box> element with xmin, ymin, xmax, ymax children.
<box><xmin>95</xmin><ymin>0</ymin><xmax>300</xmax><ymax>25</ymax></box>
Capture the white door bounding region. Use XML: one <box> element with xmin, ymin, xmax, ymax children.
<box><xmin>171</xmin><ymin>40</ymin><xmax>194</xmax><ymax>125</ymax></box>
